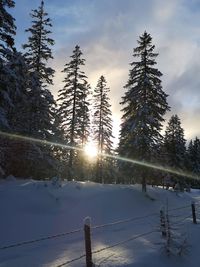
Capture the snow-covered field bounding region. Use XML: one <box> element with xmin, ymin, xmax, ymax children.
<box><xmin>1</xmin><ymin>178</ymin><xmax>200</xmax><ymax>267</ymax></box>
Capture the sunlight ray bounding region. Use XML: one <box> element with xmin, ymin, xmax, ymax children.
<box><xmin>0</xmin><ymin>130</ymin><xmax>198</xmax><ymax>181</ymax></box>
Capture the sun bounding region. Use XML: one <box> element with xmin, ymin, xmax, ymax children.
<box><xmin>84</xmin><ymin>142</ymin><xmax>98</xmax><ymax>158</ymax></box>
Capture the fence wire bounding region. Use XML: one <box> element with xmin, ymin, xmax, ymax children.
<box><xmin>0</xmin><ymin>203</ymin><xmax>192</xmax><ymax>251</ymax></box>
<box><xmin>0</xmin><ymin>228</ymin><xmax>82</xmax><ymax>250</ymax></box>
<box><xmin>55</xmin><ymin>231</ymin><xmax>156</xmax><ymax>267</ymax></box>
<box><xmin>92</xmin><ymin>213</ymin><xmax>158</xmax><ymax>230</ymax></box>
<box><xmin>1</xmin><ymin>202</ymin><xmax>196</xmax><ymax>267</ymax></box>
<box><xmin>92</xmin><ymin>230</ymin><xmax>156</xmax><ymax>255</ymax></box>
<box><xmin>55</xmin><ymin>254</ymin><xmax>86</xmax><ymax>267</ymax></box>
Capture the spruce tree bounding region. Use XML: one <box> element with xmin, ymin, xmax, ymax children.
<box><xmin>4</xmin><ymin>51</ymin><xmax>57</xmax><ymax>178</ymax></box>
<box><xmin>93</xmin><ymin>75</ymin><xmax>113</xmax><ymax>183</ymax></box>
<box><xmin>163</xmin><ymin>114</ymin><xmax>186</xmax><ymax>170</ymax></box>
<box><xmin>6</xmin><ymin>51</ymin><xmax>30</xmax><ymax>132</ymax></box>
<box><xmin>187</xmin><ymin>137</ymin><xmax>200</xmax><ymax>175</ymax></box>
<box><xmin>0</xmin><ymin>0</ymin><xmax>16</xmax><ymax>176</ymax></box>
<box><xmin>23</xmin><ymin>0</ymin><xmax>54</xmax><ymax>85</ymax></box>
<box><xmin>0</xmin><ymin>0</ymin><xmax>16</xmax><ymax>128</ymax></box>
<box><xmin>4</xmin><ymin>51</ymin><xmax>35</xmax><ymax>177</ymax></box>
<box><xmin>118</xmin><ymin>31</ymin><xmax>170</xmax><ymax>192</ymax></box>
<box><xmin>22</xmin><ymin>0</ymin><xmax>57</xmax><ymax>137</ymax></box>
<box><xmin>57</xmin><ymin>45</ymin><xmax>90</xmax><ymax>179</ymax></box>
<box><xmin>0</xmin><ymin>0</ymin><xmax>16</xmax><ymax>56</ymax></box>
<box><xmin>20</xmin><ymin>0</ymin><xmax>58</xmax><ymax>178</ymax></box>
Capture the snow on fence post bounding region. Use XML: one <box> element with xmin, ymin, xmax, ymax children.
<box><xmin>84</xmin><ymin>217</ymin><xmax>93</xmax><ymax>267</ymax></box>
<box><xmin>160</xmin><ymin>208</ymin><xmax>167</xmax><ymax>237</ymax></box>
<box><xmin>191</xmin><ymin>201</ymin><xmax>197</xmax><ymax>224</ymax></box>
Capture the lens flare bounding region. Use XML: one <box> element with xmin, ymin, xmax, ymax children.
<box><xmin>84</xmin><ymin>142</ymin><xmax>98</xmax><ymax>158</ymax></box>
<box><xmin>0</xmin><ymin>130</ymin><xmax>199</xmax><ymax>181</ymax></box>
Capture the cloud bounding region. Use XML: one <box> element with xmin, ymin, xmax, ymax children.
<box><xmin>153</xmin><ymin>0</ymin><xmax>179</xmax><ymax>23</ymax></box>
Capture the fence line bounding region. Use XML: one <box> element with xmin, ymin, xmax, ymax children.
<box><xmin>55</xmin><ymin>254</ymin><xmax>86</xmax><ymax>267</ymax></box>
<box><xmin>0</xmin><ymin>204</ymin><xmax>193</xmax><ymax>251</ymax></box>
<box><xmin>0</xmin><ymin>228</ymin><xmax>82</xmax><ymax>250</ymax></box>
<box><xmin>92</xmin><ymin>230</ymin><xmax>156</xmax><ymax>255</ymax></box>
<box><xmin>54</xmin><ymin>231</ymin><xmax>156</xmax><ymax>267</ymax></box>
<box><xmin>171</xmin><ymin>215</ymin><xmax>192</xmax><ymax>226</ymax></box>
<box><xmin>168</xmin><ymin>213</ymin><xmax>189</xmax><ymax>218</ymax></box>
<box><xmin>1</xmin><ymin>202</ymin><xmax>198</xmax><ymax>267</ymax></box>
<box><xmin>0</xmin><ymin>213</ymin><xmax>158</xmax><ymax>251</ymax></box>
<box><xmin>91</xmin><ymin>213</ymin><xmax>158</xmax><ymax>230</ymax></box>
<box><xmin>168</xmin><ymin>204</ymin><xmax>191</xmax><ymax>212</ymax></box>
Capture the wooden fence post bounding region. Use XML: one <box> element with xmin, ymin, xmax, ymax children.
<box><xmin>160</xmin><ymin>208</ymin><xmax>167</xmax><ymax>237</ymax></box>
<box><xmin>191</xmin><ymin>201</ymin><xmax>197</xmax><ymax>224</ymax></box>
<box><xmin>84</xmin><ymin>217</ymin><xmax>93</xmax><ymax>267</ymax></box>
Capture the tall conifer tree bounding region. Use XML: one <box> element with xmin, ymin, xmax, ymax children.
<box><xmin>0</xmin><ymin>0</ymin><xmax>16</xmax><ymax>128</ymax></box>
<box><xmin>0</xmin><ymin>0</ymin><xmax>16</xmax><ymax>175</ymax></box>
<box><xmin>57</xmin><ymin>45</ymin><xmax>90</xmax><ymax>179</ymax></box>
<box><xmin>118</xmin><ymin>31</ymin><xmax>170</xmax><ymax>191</ymax></box>
<box><xmin>187</xmin><ymin>137</ymin><xmax>200</xmax><ymax>175</ymax></box>
<box><xmin>163</xmin><ymin>114</ymin><xmax>186</xmax><ymax>170</ymax></box>
<box><xmin>0</xmin><ymin>0</ymin><xmax>15</xmax><ymax>56</ymax></box>
<box><xmin>20</xmin><ymin>0</ymin><xmax>58</xmax><ymax>178</ymax></box>
<box><xmin>93</xmin><ymin>75</ymin><xmax>113</xmax><ymax>183</ymax></box>
<box><xmin>23</xmin><ymin>0</ymin><xmax>54</xmax><ymax>84</ymax></box>
<box><xmin>4</xmin><ymin>51</ymin><xmax>57</xmax><ymax>178</ymax></box>
<box><xmin>23</xmin><ymin>0</ymin><xmax>56</xmax><ymax>139</ymax></box>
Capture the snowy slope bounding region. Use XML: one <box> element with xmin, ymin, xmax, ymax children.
<box><xmin>0</xmin><ymin>179</ymin><xmax>200</xmax><ymax>267</ymax></box>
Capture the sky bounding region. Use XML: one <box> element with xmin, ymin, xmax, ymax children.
<box><xmin>11</xmin><ymin>0</ymin><xmax>200</xmax><ymax>145</ymax></box>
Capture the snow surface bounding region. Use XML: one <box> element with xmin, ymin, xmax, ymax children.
<box><xmin>1</xmin><ymin>179</ymin><xmax>200</xmax><ymax>267</ymax></box>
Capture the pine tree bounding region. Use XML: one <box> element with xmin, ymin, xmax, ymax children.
<box><xmin>0</xmin><ymin>0</ymin><xmax>16</xmax><ymax>128</ymax></box>
<box><xmin>57</xmin><ymin>45</ymin><xmax>90</xmax><ymax>179</ymax></box>
<box><xmin>6</xmin><ymin>51</ymin><xmax>30</xmax><ymax>132</ymax></box>
<box><xmin>4</xmin><ymin>51</ymin><xmax>35</xmax><ymax>177</ymax></box>
<box><xmin>187</xmin><ymin>137</ymin><xmax>200</xmax><ymax>175</ymax></box>
<box><xmin>0</xmin><ymin>0</ymin><xmax>16</xmax><ymax>176</ymax></box>
<box><xmin>20</xmin><ymin>0</ymin><xmax>59</xmax><ymax>178</ymax></box>
<box><xmin>118</xmin><ymin>31</ymin><xmax>170</xmax><ymax>192</ymax></box>
<box><xmin>0</xmin><ymin>0</ymin><xmax>16</xmax><ymax>56</ymax></box>
<box><xmin>2</xmin><ymin>51</ymin><xmax>56</xmax><ymax>178</ymax></box>
<box><xmin>93</xmin><ymin>75</ymin><xmax>113</xmax><ymax>183</ymax></box>
<box><xmin>163</xmin><ymin>115</ymin><xmax>186</xmax><ymax>170</ymax></box>
<box><xmin>22</xmin><ymin>0</ymin><xmax>57</xmax><ymax>137</ymax></box>
<box><xmin>23</xmin><ymin>0</ymin><xmax>54</xmax><ymax>85</ymax></box>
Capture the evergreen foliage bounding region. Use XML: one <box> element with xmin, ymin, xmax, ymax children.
<box><xmin>11</xmin><ymin>0</ymin><xmax>58</xmax><ymax>178</ymax></box>
<box><xmin>163</xmin><ymin>114</ymin><xmax>186</xmax><ymax>170</ymax></box>
<box><xmin>118</xmin><ymin>31</ymin><xmax>170</xmax><ymax>191</ymax></box>
<box><xmin>0</xmin><ymin>0</ymin><xmax>16</xmax><ymax>175</ymax></box>
<box><xmin>1</xmin><ymin>51</ymin><xmax>57</xmax><ymax>178</ymax></box>
<box><xmin>57</xmin><ymin>45</ymin><xmax>90</xmax><ymax>179</ymax></box>
<box><xmin>0</xmin><ymin>0</ymin><xmax>16</xmax><ymax>56</ymax></box>
<box><xmin>22</xmin><ymin>0</ymin><xmax>56</xmax><ymax>140</ymax></box>
<box><xmin>0</xmin><ymin>0</ymin><xmax>16</xmax><ymax>128</ymax></box>
<box><xmin>23</xmin><ymin>0</ymin><xmax>54</xmax><ymax>85</ymax></box>
<box><xmin>187</xmin><ymin>137</ymin><xmax>200</xmax><ymax>175</ymax></box>
<box><xmin>93</xmin><ymin>75</ymin><xmax>113</xmax><ymax>183</ymax></box>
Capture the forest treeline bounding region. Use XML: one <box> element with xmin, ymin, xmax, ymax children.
<box><xmin>0</xmin><ymin>1</ymin><xmax>200</xmax><ymax>189</ymax></box>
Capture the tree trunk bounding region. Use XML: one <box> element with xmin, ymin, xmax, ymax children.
<box><xmin>142</xmin><ymin>173</ymin><xmax>147</xmax><ymax>192</ymax></box>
